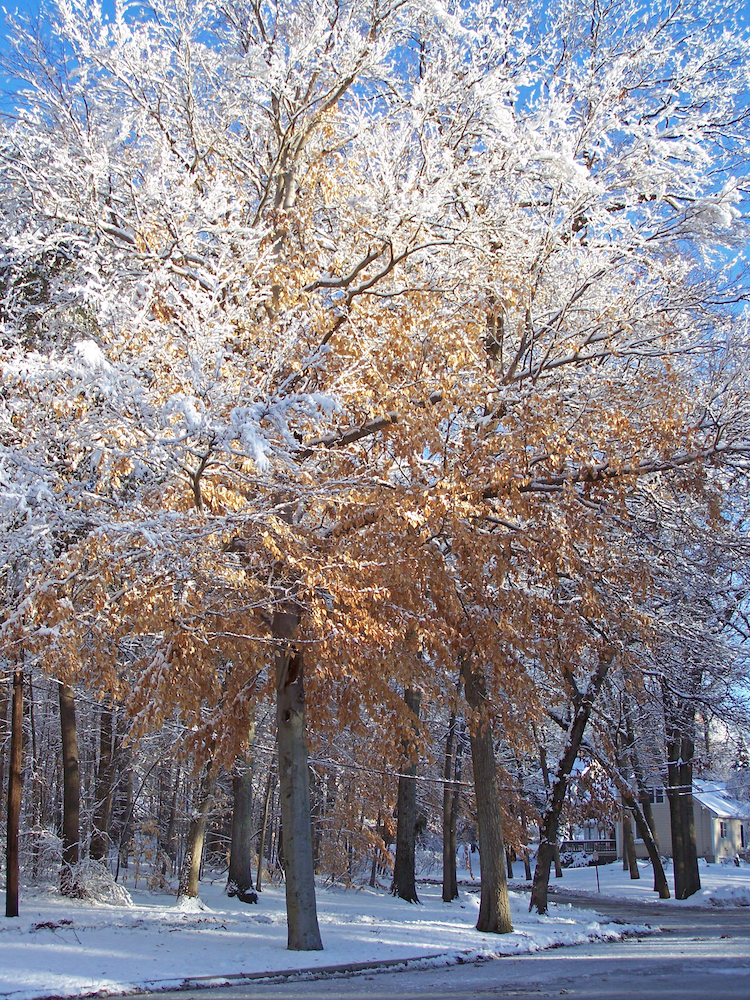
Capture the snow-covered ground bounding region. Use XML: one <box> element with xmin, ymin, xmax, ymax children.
<box><xmin>507</xmin><ymin>855</ymin><xmax>750</xmax><ymax>907</ymax></box>
<box><xmin>1</xmin><ymin>857</ymin><xmax>748</xmax><ymax>1000</ymax></box>
<box><xmin>1</xmin><ymin>873</ymin><xmax>636</xmax><ymax>1000</ymax></box>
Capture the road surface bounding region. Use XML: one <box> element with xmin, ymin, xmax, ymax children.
<box><xmin>108</xmin><ymin>892</ymin><xmax>750</xmax><ymax>1000</ymax></box>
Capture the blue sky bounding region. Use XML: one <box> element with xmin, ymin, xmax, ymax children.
<box><xmin>2</xmin><ymin>1</ymin><xmax>750</xmax><ymax>105</ymax></box>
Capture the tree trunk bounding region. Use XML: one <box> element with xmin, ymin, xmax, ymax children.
<box><xmin>451</xmin><ymin>722</ymin><xmax>464</xmax><ymax>865</ymax></box>
<box><xmin>27</xmin><ymin>672</ymin><xmax>43</xmax><ymax>881</ymax></box>
<box><xmin>662</xmin><ymin>679</ymin><xmax>701</xmax><ymax>900</ymax></box>
<box><xmin>90</xmin><ymin>702</ymin><xmax>114</xmax><ymax>864</ymax></box>
<box><xmin>523</xmin><ymin>842</ymin><xmax>532</xmax><ymax>881</ymax></box>
<box><xmin>530</xmin><ymin>646</ymin><xmax>615</xmax><ymax>915</ymax></box>
<box><xmin>256</xmin><ymin>767</ymin><xmax>275</xmax><ymax>892</ymax></box>
<box><xmin>391</xmin><ymin>687</ymin><xmax>421</xmax><ymax>904</ymax></box>
<box><xmin>369</xmin><ymin>807</ymin><xmax>383</xmax><ymax>888</ymax></box>
<box><xmin>442</xmin><ymin>710</ymin><xmax>459</xmax><ymax>902</ymax></box>
<box><xmin>5</xmin><ymin>665</ymin><xmax>23</xmax><ymax>918</ymax></box>
<box><xmin>228</xmin><ymin>759</ymin><xmax>256</xmax><ymax>900</ymax></box>
<box><xmin>622</xmin><ymin>810</ymin><xmax>640</xmax><ymax>879</ymax></box>
<box><xmin>161</xmin><ymin>764</ymin><xmax>180</xmax><ymax>876</ymax></box>
<box><xmin>461</xmin><ymin>657</ymin><xmax>513</xmax><ymax>934</ymax></box>
<box><xmin>537</xmin><ymin>737</ymin><xmax>562</xmax><ymax>878</ymax></box>
<box><xmin>570</xmin><ymin>730</ymin><xmax>671</xmax><ymax>901</ymax></box>
<box><xmin>443</xmin><ymin>716</ymin><xmax>466</xmax><ymax>903</ymax></box>
<box><xmin>0</xmin><ymin>675</ymin><xmax>8</xmax><ymax>826</ymax></box>
<box><xmin>624</xmin><ymin>705</ymin><xmax>660</xmax><ymax>855</ymax></box>
<box><xmin>178</xmin><ymin>763</ymin><xmax>216</xmax><ymax>899</ymax></box>
<box><xmin>621</xmin><ymin>788</ymin><xmax>670</xmax><ymax>899</ymax></box>
<box><xmin>273</xmin><ymin>603</ymin><xmax>323</xmax><ymax>950</ymax></box>
<box><xmin>58</xmin><ymin>682</ymin><xmax>81</xmax><ymax>896</ymax></box>
<box><xmin>116</xmin><ymin>765</ymin><xmax>134</xmax><ymax>876</ymax></box>
<box><xmin>517</xmin><ymin>767</ymin><xmax>533</xmax><ymax>882</ymax></box>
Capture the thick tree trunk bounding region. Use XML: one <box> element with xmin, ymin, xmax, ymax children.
<box><xmin>530</xmin><ymin>646</ymin><xmax>615</xmax><ymax>915</ymax></box>
<box><xmin>228</xmin><ymin>759</ymin><xmax>257</xmax><ymax>901</ymax></box>
<box><xmin>667</xmin><ymin>745</ymin><xmax>700</xmax><ymax>898</ymax></box>
<box><xmin>461</xmin><ymin>658</ymin><xmax>513</xmax><ymax>934</ymax></box>
<box><xmin>58</xmin><ymin>682</ymin><xmax>81</xmax><ymax>896</ymax></box>
<box><xmin>273</xmin><ymin>604</ymin><xmax>323</xmax><ymax>950</ymax></box>
<box><xmin>662</xmin><ymin>680</ymin><xmax>701</xmax><ymax>900</ymax></box>
<box><xmin>90</xmin><ymin>703</ymin><xmax>114</xmax><ymax>864</ymax></box>
<box><xmin>178</xmin><ymin>764</ymin><xmax>216</xmax><ymax>899</ymax></box>
<box><xmin>6</xmin><ymin>665</ymin><xmax>23</xmax><ymax>918</ymax></box>
<box><xmin>391</xmin><ymin>688</ymin><xmax>421</xmax><ymax>904</ymax></box>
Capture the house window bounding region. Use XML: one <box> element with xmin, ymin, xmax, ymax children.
<box><xmin>719</xmin><ymin>821</ymin><xmax>728</xmax><ymax>839</ymax></box>
<box><xmin>646</xmin><ymin>787</ymin><xmax>664</xmax><ymax>804</ymax></box>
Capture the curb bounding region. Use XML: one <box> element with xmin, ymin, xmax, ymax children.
<box><xmin>17</xmin><ymin>953</ymin><xmax>469</xmax><ymax>1000</ymax></box>
<box><xmin>176</xmin><ymin>951</ymin><xmax>458</xmax><ymax>987</ymax></box>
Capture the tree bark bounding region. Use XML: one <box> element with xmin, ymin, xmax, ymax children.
<box><xmin>58</xmin><ymin>682</ymin><xmax>81</xmax><ymax>896</ymax></box>
<box><xmin>1</xmin><ymin>673</ymin><xmax>10</xmax><ymax>825</ymax></box>
<box><xmin>537</xmin><ymin>737</ymin><xmax>562</xmax><ymax>878</ymax></box>
<box><xmin>442</xmin><ymin>714</ymin><xmax>465</xmax><ymax>902</ymax></box>
<box><xmin>5</xmin><ymin>665</ymin><xmax>23</xmax><ymax>917</ymax></box>
<box><xmin>273</xmin><ymin>603</ymin><xmax>323</xmax><ymax>950</ymax></box>
<box><xmin>530</xmin><ymin>646</ymin><xmax>615</xmax><ymax>915</ymax></box>
<box><xmin>391</xmin><ymin>687</ymin><xmax>421</xmax><ymax>904</ymax></box>
<box><xmin>461</xmin><ymin>657</ymin><xmax>513</xmax><ymax>934</ymax></box>
<box><xmin>516</xmin><ymin>764</ymin><xmax>533</xmax><ymax>882</ymax></box>
<box><xmin>621</xmin><ymin>788</ymin><xmax>670</xmax><ymax>898</ymax></box>
<box><xmin>442</xmin><ymin>710</ymin><xmax>458</xmax><ymax>902</ymax></box>
<box><xmin>228</xmin><ymin>758</ymin><xmax>256</xmax><ymax>900</ymax></box>
<box><xmin>161</xmin><ymin>764</ymin><xmax>180</xmax><ymax>877</ymax></box>
<box><xmin>90</xmin><ymin>702</ymin><xmax>114</xmax><ymax>863</ymax></box>
<box><xmin>624</xmin><ymin>705</ymin><xmax>660</xmax><ymax>854</ymax></box>
<box><xmin>256</xmin><ymin>767</ymin><xmax>275</xmax><ymax>892</ymax></box>
<box><xmin>178</xmin><ymin>763</ymin><xmax>216</xmax><ymax>899</ymax></box>
<box><xmin>622</xmin><ymin>809</ymin><xmax>640</xmax><ymax>879</ymax></box>
<box><xmin>662</xmin><ymin>678</ymin><xmax>701</xmax><ymax>899</ymax></box>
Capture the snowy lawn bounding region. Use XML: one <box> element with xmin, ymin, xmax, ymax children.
<box><xmin>0</xmin><ymin>875</ymin><xmax>644</xmax><ymax>1000</ymax></box>
<box><xmin>506</xmin><ymin>857</ymin><xmax>750</xmax><ymax>907</ymax></box>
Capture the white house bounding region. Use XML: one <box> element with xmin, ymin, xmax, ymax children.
<box><xmin>618</xmin><ymin>779</ymin><xmax>750</xmax><ymax>863</ymax></box>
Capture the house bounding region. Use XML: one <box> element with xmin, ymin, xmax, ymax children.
<box><xmin>559</xmin><ymin>821</ymin><xmax>618</xmax><ymax>865</ymax></box>
<box><xmin>617</xmin><ymin>779</ymin><xmax>750</xmax><ymax>863</ymax></box>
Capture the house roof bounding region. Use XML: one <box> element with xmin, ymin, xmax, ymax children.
<box><xmin>693</xmin><ymin>780</ymin><xmax>750</xmax><ymax>820</ymax></box>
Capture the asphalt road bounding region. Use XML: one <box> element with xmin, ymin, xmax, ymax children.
<box><xmin>108</xmin><ymin>893</ymin><xmax>750</xmax><ymax>1000</ymax></box>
